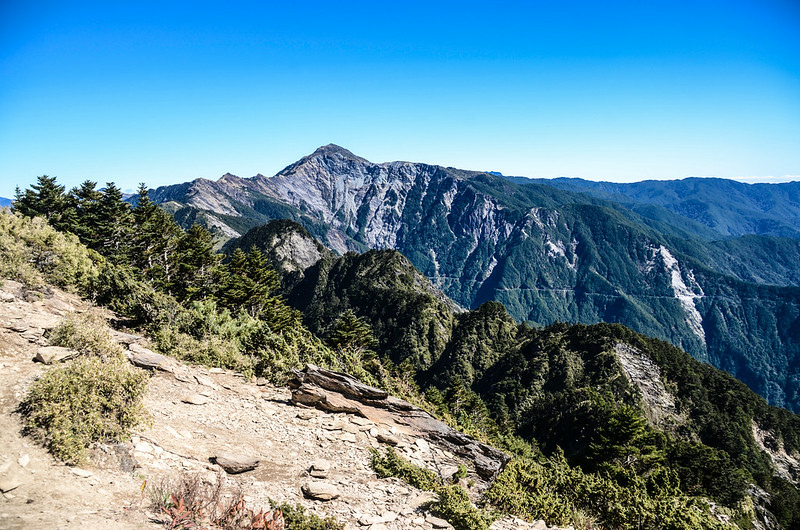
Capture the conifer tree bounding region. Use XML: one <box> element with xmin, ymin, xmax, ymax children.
<box><xmin>170</xmin><ymin>223</ymin><xmax>220</xmax><ymax>301</ymax></box>
<box><xmin>588</xmin><ymin>405</ymin><xmax>666</xmax><ymax>474</ymax></box>
<box><xmin>13</xmin><ymin>175</ymin><xmax>75</xmax><ymax>231</ymax></box>
<box><xmin>130</xmin><ymin>183</ymin><xmax>181</xmax><ymax>286</ymax></box>
<box><xmin>69</xmin><ymin>180</ymin><xmax>103</xmax><ymax>248</ymax></box>
<box><xmin>96</xmin><ymin>183</ymin><xmax>132</xmax><ymax>260</ymax></box>
<box><xmin>326</xmin><ymin>309</ymin><xmax>377</xmax><ymax>352</ymax></box>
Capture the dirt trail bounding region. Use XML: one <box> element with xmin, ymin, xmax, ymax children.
<box><xmin>0</xmin><ymin>280</ymin><xmax>549</xmax><ymax>530</ymax></box>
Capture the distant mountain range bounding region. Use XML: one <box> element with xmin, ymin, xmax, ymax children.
<box><xmin>509</xmin><ymin>176</ymin><xmax>800</xmax><ymax>240</ymax></box>
<box><xmin>144</xmin><ymin>145</ymin><xmax>800</xmax><ymax>411</ymax></box>
<box><xmin>0</xmin><ymin>197</ymin><xmax>11</xmax><ymax>208</ymax></box>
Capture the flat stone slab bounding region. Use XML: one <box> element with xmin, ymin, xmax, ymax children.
<box><xmin>110</xmin><ymin>330</ymin><xmax>141</xmax><ymax>345</ymax></box>
<box><xmin>34</xmin><ymin>346</ymin><xmax>77</xmax><ymax>364</ymax></box>
<box><xmin>181</xmin><ymin>394</ymin><xmax>209</xmax><ymax>405</ymax></box>
<box><xmin>212</xmin><ymin>453</ymin><xmax>260</xmax><ymax>474</ymax></box>
<box><xmin>301</xmin><ymin>481</ymin><xmax>340</xmax><ymax>501</ymax></box>
<box><xmin>69</xmin><ymin>468</ymin><xmax>94</xmax><ymax>478</ymax></box>
<box><xmin>128</xmin><ymin>345</ymin><xmax>167</xmax><ymax>370</ymax></box>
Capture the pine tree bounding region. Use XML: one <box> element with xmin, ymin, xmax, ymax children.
<box><xmin>13</xmin><ymin>175</ymin><xmax>75</xmax><ymax>231</ymax></box>
<box><xmin>130</xmin><ymin>183</ymin><xmax>181</xmax><ymax>287</ymax></box>
<box><xmin>69</xmin><ymin>180</ymin><xmax>103</xmax><ymax>248</ymax></box>
<box><xmin>215</xmin><ymin>246</ymin><xmax>298</xmax><ymax>329</ymax></box>
<box><xmin>588</xmin><ymin>405</ymin><xmax>666</xmax><ymax>473</ymax></box>
<box><xmin>169</xmin><ymin>223</ymin><xmax>220</xmax><ymax>301</ymax></box>
<box><xmin>96</xmin><ymin>183</ymin><xmax>132</xmax><ymax>261</ymax></box>
<box><xmin>326</xmin><ymin>309</ymin><xmax>377</xmax><ymax>352</ymax></box>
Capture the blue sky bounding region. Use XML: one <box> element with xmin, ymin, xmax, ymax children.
<box><xmin>1</xmin><ymin>0</ymin><xmax>799</xmax><ymax>198</ymax></box>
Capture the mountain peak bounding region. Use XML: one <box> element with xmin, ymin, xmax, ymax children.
<box><xmin>310</xmin><ymin>144</ymin><xmax>366</xmax><ymax>161</ymax></box>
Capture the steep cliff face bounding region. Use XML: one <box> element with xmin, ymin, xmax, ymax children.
<box><xmin>147</xmin><ymin>146</ymin><xmax>800</xmax><ymax>411</ymax></box>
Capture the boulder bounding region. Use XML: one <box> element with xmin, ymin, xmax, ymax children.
<box><xmin>128</xmin><ymin>344</ymin><xmax>166</xmax><ymax>370</ymax></box>
<box><xmin>34</xmin><ymin>346</ymin><xmax>77</xmax><ymax>364</ymax></box>
<box><xmin>182</xmin><ymin>394</ymin><xmax>209</xmax><ymax>405</ymax></box>
<box><xmin>301</xmin><ymin>481</ymin><xmax>339</xmax><ymax>501</ymax></box>
<box><xmin>110</xmin><ymin>330</ymin><xmax>141</xmax><ymax>345</ymax></box>
<box><xmin>376</xmin><ymin>433</ymin><xmax>399</xmax><ymax>446</ymax></box>
<box><xmin>309</xmin><ymin>459</ymin><xmax>330</xmax><ymax>478</ymax></box>
<box><xmin>212</xmin><ymin>453</ymin><xmax>260</xmax><ymax>474</ymax></box>
<box><xmin>0</xmin><ymin>475</ymin><xmax>22</xmax><ymax>493</ymax></box>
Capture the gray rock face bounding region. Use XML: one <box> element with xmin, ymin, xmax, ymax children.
<box><xmin>289</xmin><ymin>364</ymin><xmax>510</xmax><ymax>480</ymax></box>
<box><xmin>145</xmin><ymin>145</ymin><xmax>800</xmax><ymax>412</ymax></box>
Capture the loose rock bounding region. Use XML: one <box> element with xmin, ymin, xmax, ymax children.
<box><xmin>212</xmin><ymin>453</ymin><xmax>260</xmax><ymax>474</ymax></box>
<box><xmin>426</xmin><ymin>515</ymin><xmax>452</xmax><ymax>528</ymax></box>
<box><xmin>309</xmin><ymin>459</ymin><xmax>330</xmax><ymax>478</ymax></box>
<box><xmin>376</xmin><ymin>433</ymin><xmax>399</xmax><ymax>446</ymax></box>
<box><xmin>301</xmin><ymin>481</ymin><xmax>340</xmax><ymax>501</ymax></box>
<box><xmin>182</xmin><ymin>394</ymin><xmax>209</xmax><ymax>405</ymax></box>
<box><xmin>128</xmin><ymin>344</ymin><xmax>167</xmax><ymax>370</ymax></box>
<box><xmin>70</xmin><ymin>468</ymin><xmax>94</xmax><ymax>478</ymax></box>
<box><xmin>0</xmin><ymin>476</ymin><xmax>22</xmax><ymax>493</ymax></box>
<box><xmin>34</xmin><ymin>346</ymin><xmax>77</xmax><ymax>364</ymax></box>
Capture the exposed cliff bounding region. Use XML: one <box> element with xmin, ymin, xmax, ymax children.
<box><xmin>147</xmin><ymin>146</ymin><xmax>800</xmax><ymax>411</ymax></box>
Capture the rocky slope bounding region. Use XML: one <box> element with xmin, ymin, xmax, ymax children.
<box><xmin>0</xmin><ymin>280</ymin><xmax>555</xmax><ymax>530</ymax></box>
<box><xmin>146</xmin><ymin>148</ymin><xmax>800</xmax><ymax>410</ymax></box>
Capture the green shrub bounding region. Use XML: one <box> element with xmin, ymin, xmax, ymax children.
<box><xmin>20</xmin><ymin>356</ymin><xmax>149</xmax><ymax>464</ymax></box>
<box><xmin>431</xmin><ymin>484</ymin><xmax>496</xmax><ymax>530</ymax></box>
<box><xmin>370</xmin><ymin>447</ymin><xmax>440</xmax><ymax>490</ymax></box>
<box><xmin>370</xmin><ymin>447</ymin><xmax>495</xmax><ymax>530</ymax></box>
<box><xmin>270</xmin><ymin>501</ymin><xmax>343</xmax><ymax>530</ymax></box>
<box><xmin>49</xmin><ymin>312</ymin><xmax>125</xmax><ymax>360</ymax></box>
<box><xmin>0</xmin><ymin>210</ymin><xmax>101</xmax><ymax>292</ymax></box>
<box><xmin>487</xmin><ymin>454</ymin><xmax>730</xmax><ymax>530</ymax></box>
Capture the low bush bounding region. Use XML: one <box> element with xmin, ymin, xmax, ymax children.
<box><xmin>20</xmin><ymin>356</ymin><xmax>149</xmax><ymax>464</ymax></box>
<box><xmin>486</xmin><ymin>454</ymin><xmax>729</xmax><ymax>530</ymax></box>
<box><xmin>370</xmin><ymin>447</ymin><xmax>495</xmax><ymax>530</ymax></box>
<box><xmin>270</xmin><ymin>502</ymin><xmax>343</xmax><ymax>530</ymax></box>
<box><xmin>370</xmin><ymin>446</ymin><xmax>440</xmax><ymax>490</ymax></box>
<box><xmin>0</xmin><ymin>210</ymin><xmax>101</xmax><ymax>291</ymax></box>
<box><xmin>48</xmin><ymin>312</ymin><xmax>125</xmax><ymax>360</ymax></box>
<box><xmin>149</xmin><ymin>471</ymin><xmax>343</xmax><ymax>530</ymax></box>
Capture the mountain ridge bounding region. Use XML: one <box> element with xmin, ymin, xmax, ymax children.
<box><xmin>144</xmin><ymin>146</ymin><xmax>800</xmax><ymax>411</ymax></box>
<box><xmin>508</xmin><ymin>175</ymin><xmax>800</xmax><ymax>239</ymax></box>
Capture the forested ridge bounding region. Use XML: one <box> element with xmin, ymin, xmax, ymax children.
<box><xmin>6</xmin><ymin>174</ymin><xmax>800</xmax><ymax>529</ymax></box>
<box><xmin>144</xmin><ymin>146</ymin><xmax>800</xmax><ymax>413</ymax></box>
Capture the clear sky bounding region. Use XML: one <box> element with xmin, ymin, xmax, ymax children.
<box><xmin>1</xmin><ymin>0</ymin><xmax>799</xmax><ymax>198</ymax></box>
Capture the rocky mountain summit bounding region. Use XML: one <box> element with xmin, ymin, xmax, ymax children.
<box><xmin>0</xmin><ymin>280</ymin><xmax>560</xmax><ymax>530</ymax></box>
<box><xmin>145</xmin><ymin>146</ymin><xmax>800</xmax><ymax>412</ymax></box>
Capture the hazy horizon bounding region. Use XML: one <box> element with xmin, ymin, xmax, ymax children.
<box><xmin>3</xmin><ymin>144</ymin><xmax>800</xmax><ymax>200</ymax></box>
